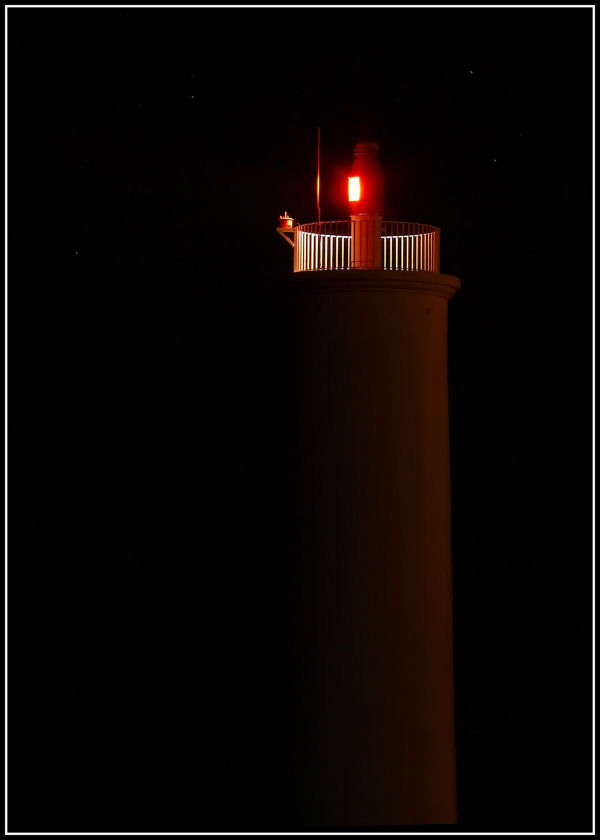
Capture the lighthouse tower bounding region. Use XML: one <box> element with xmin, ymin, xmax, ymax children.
<box><xmin>279</xmin><ymin>141</ymin><xmax>461</xmax><ymax>826</ymax></box>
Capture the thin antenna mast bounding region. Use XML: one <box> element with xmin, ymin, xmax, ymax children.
<box><xmin>317</xmin><ymin>127</ymin><xmax>321</xmax><ymax>224</ymax></box>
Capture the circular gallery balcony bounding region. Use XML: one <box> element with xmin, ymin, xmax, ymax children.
<box><xmin>287</xmin><ymin>220</ymin><xmax>441</xmax><ymax>273</ymax></box>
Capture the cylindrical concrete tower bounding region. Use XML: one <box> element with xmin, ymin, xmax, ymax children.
<box><xmin>280</xmin><ymin>142</ymin><xmax>461</xmax><ymax>826</ymax></box>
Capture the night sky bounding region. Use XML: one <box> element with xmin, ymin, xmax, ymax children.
<box><xmin>10</xmin><ymin>7</ymin><xmax>592</xmax><ymax>833</ymax></box>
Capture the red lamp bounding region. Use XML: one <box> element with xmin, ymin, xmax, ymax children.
<box><xmin>347</xmin><ymin>141</ymin><xmax>384</xmax><ymax>216</ymax></box>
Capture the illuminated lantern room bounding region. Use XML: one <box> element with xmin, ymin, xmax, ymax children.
<box><xmin>277</xmin><ymin>139</ymin><xmax>440</xmax><ymax>273</ymax></box>
<box><xmin>348</xmin><ymin>141</ymin><xmax>384</xmax><ymax>216</ymax></box>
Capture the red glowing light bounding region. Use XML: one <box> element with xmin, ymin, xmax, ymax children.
<box><xmin>348</xmin><ymin>176</ymin><xmax>361</xmax><ymax>202</ymax></box>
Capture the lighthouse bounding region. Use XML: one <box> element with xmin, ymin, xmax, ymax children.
<box><xmin>279</xmin><ymin>140</ymin><xmax>461</xmax><ymax>826</ymax></box>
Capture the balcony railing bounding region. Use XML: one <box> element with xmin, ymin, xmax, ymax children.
<box><xmin>293</xmin><ymin>220</ymin><xmax>440</xmax><ymax>273</ymax></box>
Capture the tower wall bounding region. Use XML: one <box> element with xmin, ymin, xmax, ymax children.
<box><xmin>288</xmin><ymin>270</ymin><xmax>461</xmax><ymax>826</ymax></box>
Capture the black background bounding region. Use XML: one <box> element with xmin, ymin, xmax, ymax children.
<box><xmin>9</xmin><ymin>7</ymin><xmax>593</xmax><ymax>833</ymax></box>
